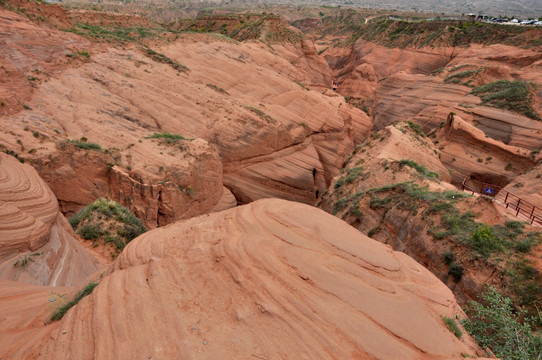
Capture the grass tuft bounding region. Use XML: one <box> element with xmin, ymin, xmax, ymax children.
<box><xmin>442</xmin><ymin>316</ymin><xmax>463</xmax><ymax>338</ymax></box>
<box><xmin>243</xmin><ymin>105</ymin><xmax>276</xmax><ymax>123</ymax></box>
<box><xmin>144</xmin><ymin>48</ymin><xmax>189</xmax><ymax>72</ymax></box>
<box><xmin>51</xmin><ymin>282</ymin><xmax>99</xmax><ymax>321</ymax></box>
<box><xmin>398</xmin><ymin>159</ymin><xmax>439</xmax><ymax>179</ymax></box>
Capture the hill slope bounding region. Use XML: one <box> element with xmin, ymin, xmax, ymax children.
<box><xmin>25</xmin><ymin>199</ymin><xmax>484</xmax><ymax>359</ymax></box>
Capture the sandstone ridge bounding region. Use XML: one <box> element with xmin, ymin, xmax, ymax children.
<box><xmin>0</xmin><ymin>152</ymin><xmax>103</xmax><ymax>286</ymax></box>
<box><xmin>34</xmin><ymin>199</ymin><xmax>484</xmax><ymax>359</ymax></box>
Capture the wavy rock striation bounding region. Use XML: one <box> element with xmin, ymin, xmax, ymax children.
<box><xmin>34</xmin><ymin>199</ymin><xmax>483</xmax><ymax>359</ymax></box>
<box><xmin>0</xmin><ymin>153</ymin><xmax>102</xmax><ymax>286</ymax></box>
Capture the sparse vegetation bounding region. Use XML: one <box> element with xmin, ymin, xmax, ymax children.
<box><xmin>442</xmin><ymin>316</ymin><xmax>463</xmax><ymax>339</ymax></box>
<box><xmin>78</xmin><ymin>223</ymin><xmax>103</xmax><ymax>240</ymax></box>
<box><xmin>367</xmin><ymin>225</ymin><xmax>380</xmax><ymax>238</ymax></box>
<box><xmin>3</xmin><ymin>149</ymin><xmax>25</xmax><ymax>163</ymax></box>
<box><xmin>50</xmin><ymin>282</ymin><xmax>99</xmax><ymax>321</ymax></box>
<box><xmin>67</xmin><ymin>50</ymin><xmax>91</xmax><ymax>59</ymax></box>
<box><xmin>294</xmin><ymin>81</ymin><xmax>310</xmax><ymax>91</ymax></box>
<box><xmin>69</xmin><ymin>198</ymin><xmax>146</xmax><ymax>257</ymax></box>
<box><xmin>470</xmin><ymin>80</ymin><xmax>540</xmax><ymax>120</ymax></box>
<box><xmin>145</xmin><ymin>132</ymin><xmax>189</xmax><ymax>144</ymax></box>
<box><xmin>445</xmin><ymin>69</ymin><xmax>476</xmax><ymax>83</ymax></box>
<box><xmin>78</xmin><ymin>50</ymin><xmax>91</xmax><ymax>58</ymax></box>
<box><xmin>334</xmin><ymin>176</ymin><xmax>345</xmax><ymax>190</ymax></box>
<box><xmin>67</xmin><ymin>138</ymin><xmax>101</xmax><ymax>151</ymax></box>
<box><xmin>448</xmin><ymin>262</ymin><xmax>464</xmax><ymax>281</ymax></box>
<box><xmin>324</xmin><ymin>17</ymin><xmax>540</xmax><ymax>49</ymax></box>
<box><xmin>206</xmin><ymin>83</ymin><xmax>229</xmax><ymax>95</ymax></box>
<box><xmin>63</xmin><ymin>22</ymin><xmax>173</xmax><ymax>45</ymax></box>
<box><xmin>243</xmin><ymin>105</ymin><xmax>275</xmax><ymax>124</ymax></box>
<box><xmin>351</xmin><ymin>180</ymin><xmax>542</xmax><ymax>315</ymax></box>
<box><xmin>444</xmin><ymin>66</ymin><xmax>485</xmax><ymax>86</ymax></box>
<box><xmin>344</xmin><ymin>166</ymin><xmax>364</xmax><ymax>184</ymax></box>
<box><xmin>144</xmin><ymin>48</ymin><xmax>189</xmax><ymax>73</ymax></box>
<box><xmin>406</xmin><ymin>121</ymin><xmax>424</xmax><ymax>137</ymax></box>
<box><xmin>398</xmin><ymin>159</ymin><xmax>439</xmax><ymax>179</ymax></box>
<box><xmin>433</xmin><ymin>212</ymin><xmax>540</xmax><ymax>259</ymax></box>
<box><xmin>442</xmin><ymin>250</ymin><xmax>456</xmax><ymax>265</ymax></box>
<box><xmin>344</xmin><ymin>96</ymin><xmax>370</xmax><ymax>115</ymax></box>
<box><xmin>13</xmin><ymin>252</ymin><xmax>42</xmax><ymax>268</ymax></box>
<box><xmin>178</xmin><ymin>14</ymin><xmax>302</xmax><ymax>44</ymax></box>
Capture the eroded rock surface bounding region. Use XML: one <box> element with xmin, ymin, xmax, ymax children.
<box><xmin>31</xmin><ymin>199</ymin><xmax>483</xmax><ymax>359</ymax></box>
<box><xmin>0</xmin><ymin>153</ymin><xmax>103</xmax><ymax>286</ymax></box>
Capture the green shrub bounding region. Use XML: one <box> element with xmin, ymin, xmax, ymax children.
<box><xmin>78</xmin><ymin>50</ymin><xmax>90</xmax><ymax>58</ymax></box>
<box><xmin>69</xmin><ymin>198</ymin><xmax>146</xmax><ymax>257</ymax></box>
<box><xmin>462</xmin><ymin>286</ymin><xmax>542</xmax><ymax>360</ymax></box>
<box><xmin>75</xmin><ymin>142</ymin><xmax>101</xmax><ymax>150</ymax></box>
<box><xmin>334</xmin><ymin>176</ymin><xmax>345</xmax><ymax>189</ymax></box>
<box><xmin>117</xmin><ymin>223</ymin><xmax>145</xmax><ymax>241</ymax></box>
<box><xmin>406</xmin><ymin>121</ymin><xmax>425</xmax><ymax>137</ymax></box>
<box><xmin>349</xmin><ymin>203</ymin><xmax>363</xmax><ymax>220</ymax></box>
<box><xmin>66</xmin><ymin>139</ymin><xmax>101</xmax><ymax>151</ymax></box>
<box><xmin>506</xmin><ymin>220</ymin><xmax>525</xmax><ymax>230</ymax></box>
<box><xmin>445</xmin><ymin>69</ymin><xmax>476</xmax><ymax>83</ymax></box>
<box><xmin>508</xmin><ymin>259</ymin><xmax>542</xmax><ymax>311</ymax></box>
<box><xmin>367</xmin><ymin>225</ymin><xmax>380</xmax><ymax>238</ymax></box>
<box><xmin>398</xmin><ymin>159</ymin><xmax>439</xmax><ymax>179</ymax></box>
<box><xmin>448</xmin><ymin>262</ymin><xmax>464</xmax><ymax>281</ymax></box>
<box><xmin>442</xmin><ymin>250</ymin><xmax>456</xmax><ymax>265</ymax></box>
<box><xmin>51</xmin><ymin>282</ymin><xmax>99</xmax><ymax>321</ymax></box>
<box><xmin>469</xmin><ymin>224</ymin><xmax>499</xmax><ymax>256</ymax></box>
<box><xmin>370</xmin><ymin>196</ymin><xmax>391</xmax><ymax>209</ymax></box>
<box><xmin>332</xmin><ymin>198</ymin><xmax>350</xmax><ymax>215</ymax></box>
<box><xmin>515</xmin><ymin>237</ymin><xmax>537</xmax><ymax>253</ymax></box>
<box><xmin>344</xmin><ymin>166</ymin><xmax>364</xmax><ymax>184</ymax></box>
<box><xmin>442</xmin><ymin>316</ymin><xmax>463</xmax><ymax>338</ymax></box>
<box><xmin>429</xmin><ymin>201</ymin><xmax>454</xmax><ymax>213</ymax></box>
<box><xmin>78</xmin><ymin>224</ymin><xmax>102</xmax><ymax>240</ymax></box>
<box><xmin>146</xmin><ymin>132</ymin><xmax>188</xmax><ymax>144</ymax></box>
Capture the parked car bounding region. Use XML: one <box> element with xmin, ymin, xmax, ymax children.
<box><xmin>510</xmin><ymin>19</ymin><xmax>519</xmax><ymax>23</ymax></box>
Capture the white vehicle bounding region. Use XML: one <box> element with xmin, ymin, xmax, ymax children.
<box><xmin>510</xmin><ymin>19</ymin><xmax>519</xmax><ymax>23</ymax></box>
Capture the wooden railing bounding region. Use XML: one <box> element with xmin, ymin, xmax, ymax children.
<box><xmin>461</xmin><ymin>178</ymin><xmax>542</xmax><ymax>226</ymax></box>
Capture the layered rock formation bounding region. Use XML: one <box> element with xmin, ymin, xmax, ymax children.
<box><xmin>436</xmin><ymin>114</ymin><xmax>535</xmax><ymax>186</ymax></box>
<box><xmin>26</xmin><ymin>199</ymin><xmax>483</xmax><ymax>359</ymax></box>
<box><xmin>0</xmin><ymin>153</ymin><xmax>102</xmax><ymax>286</ymax></box>
<box><xmin>329</xmin><ymin>40</ymin><xmax>542</xmax><ymax>152</ymax></box>
<box><xmin>0</xmin><ymin>9</ymin><xmax>371</xmax><ymax>228</ymax></box>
